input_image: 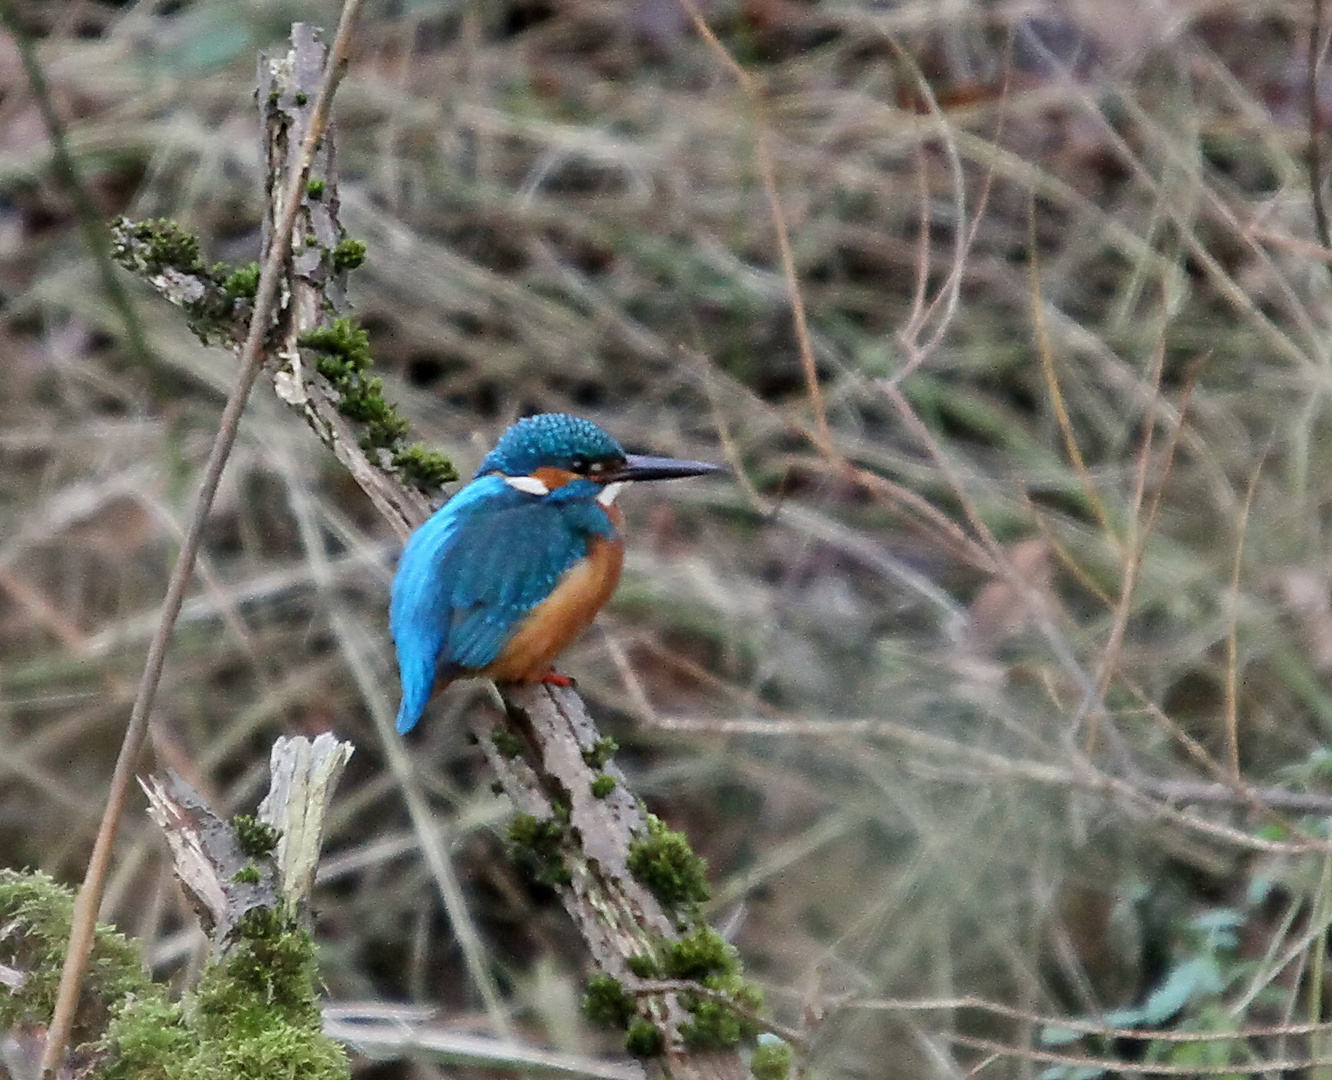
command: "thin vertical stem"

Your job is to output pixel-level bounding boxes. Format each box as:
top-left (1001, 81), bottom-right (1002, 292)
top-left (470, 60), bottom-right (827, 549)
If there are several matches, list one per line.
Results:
top-left (38, 6), bottom-right (366, 1074)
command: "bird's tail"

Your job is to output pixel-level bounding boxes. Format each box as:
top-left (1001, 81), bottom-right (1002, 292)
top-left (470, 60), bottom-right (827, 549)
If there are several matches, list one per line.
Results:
top-left (395, 693), bottom-right (426, 734)
top-left (394, 640), bottom-right (446, 733)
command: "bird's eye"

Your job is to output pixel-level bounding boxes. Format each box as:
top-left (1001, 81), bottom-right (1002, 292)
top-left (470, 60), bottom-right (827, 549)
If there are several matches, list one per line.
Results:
top-left (570, 456), bottom-right (590, 473)
top-left (587, 461), bottom-right (604, 475)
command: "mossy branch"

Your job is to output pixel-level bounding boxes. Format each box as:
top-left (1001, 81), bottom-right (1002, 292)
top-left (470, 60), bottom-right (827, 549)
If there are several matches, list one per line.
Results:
top-left (478, 685), bottom-right (768, 1077)
top-left (0, 735), bottom-right (354, 1079)
top-left (109, 24), bottom-right (452, 541)
top-left (110, 20), bottom-right (771, 1080)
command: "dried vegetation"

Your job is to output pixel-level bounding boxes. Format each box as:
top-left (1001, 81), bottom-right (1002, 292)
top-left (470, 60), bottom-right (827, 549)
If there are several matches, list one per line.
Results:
top-left (4, 0), bottom-right (1332, 1076)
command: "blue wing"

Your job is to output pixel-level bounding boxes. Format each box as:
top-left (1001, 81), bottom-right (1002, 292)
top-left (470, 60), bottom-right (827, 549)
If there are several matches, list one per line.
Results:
top-left (390, 476), bottom-right (613, 733)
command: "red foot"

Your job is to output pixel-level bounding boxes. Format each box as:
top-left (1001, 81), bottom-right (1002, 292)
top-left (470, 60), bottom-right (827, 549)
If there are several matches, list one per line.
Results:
top-left (540, 670), bottom-right (577, 687)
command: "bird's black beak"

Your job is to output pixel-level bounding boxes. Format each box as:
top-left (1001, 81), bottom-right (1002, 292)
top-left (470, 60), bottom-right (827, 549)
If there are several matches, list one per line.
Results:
top-left (605, 453), bottom-right (729, 483)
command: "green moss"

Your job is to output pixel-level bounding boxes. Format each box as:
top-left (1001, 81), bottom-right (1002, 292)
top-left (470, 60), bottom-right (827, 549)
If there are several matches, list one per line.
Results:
top-left (307, 179), bottom-right (325, 199)
top-left (230, 865), bottom-right (261, 886)
top-left (185, 907), bottom-right (348, 1079)
top-left (230, 815), bottom-right (280, 859)
top-left (582, 972), bottom-right (636, 1029)
top-left (294, 91), bottom-right (308, 106)
top-left (590, 774), bottom-right (617, 799)
top-left (220, 262), bottom-right (261, 300)
top-left (300, 318), bottom-right (373, 377)
top-left (660, 926), bottom-right (736, 980)
top-left (331, 238), bottom-right (366, 271)
top-left (507, 813), bottom-right (571, 887)
top-left (99, 994), bottom-right (191, 1080)
top-left (581, 736), bottom-right (618, 769)
top-left (0, 863), bottom-right (345, 1078)
top-left (750, 1037), bottom-right (793, 1080)
top-left (298, 318), bottom-right (454, 493)
top-left (651, 928), bottom-right (763, 1050)
top-left (491, 727), bottom-right (525, 758)
top-left (680, 977), bottom-right (763, 1049)
top-left (624, 1018), bottom-right (664, 1058)
top-left (0, 870), bottom-right (152, 1044)
top-left (626, 951), bottom-right (660, 978)
top-left (628, 813), bottom-right (711, 908)
top-left (102, 902), bottom-right (348, 1080)
top-left (392, 443), bottom-right (459, 488)
top-left (113, 218), bottom-right (206, 276)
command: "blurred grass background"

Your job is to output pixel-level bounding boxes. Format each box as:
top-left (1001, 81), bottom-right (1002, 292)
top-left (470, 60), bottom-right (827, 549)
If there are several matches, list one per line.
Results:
top-left (5, 0), bottom-right (1332, 1076)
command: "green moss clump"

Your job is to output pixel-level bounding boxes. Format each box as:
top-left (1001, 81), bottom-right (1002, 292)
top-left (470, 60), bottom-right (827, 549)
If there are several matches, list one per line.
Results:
top-left (581, 736), bottom-right (618, 769)
top-left (750, 1036), bottom-right (793, 1080)
top-left (624, 1018), bottom-right (664, 1058)
top-left (680, 980), bottom-right (763, 1049)
top-left (182, 906), bottom-right (348, 1079)
top-left (231, 865), bottom-right (261, 886)
top-left (626, 951), bottom-right (659, 978)
top-left (0, 866), bottom-right (346, 1078)
top-left (306, 179), bottom-right (325, 200)
top-left (113, 218), bottom-right (206, 276)
top-left (230, 815), bottom-right (280, 859)
top-left (660, 926), bottom-right (736, 980)
top-left (299, 318), bottom-right (455, 493)
top-left (491, 727), bottom-right (525, 758)
top-left (220, 262), bottom-right (261, 300)
top-left (300, 318), bottom-right (373, 380)
top-left (392, 443), bottom-right (459, 488)
top-left (300, 319), bottom-right (407, 449)
top-left (651, 927), bottom-right (764, 1050)
top-left (507, 813), bottom-right (571, 886)
top-left (331, 238), bottom-right (366, 271)
top-left (590, 774), bottom-right (617, 799)
top-left (582, 972), bottom-right (636, 1029)
top-left (628, 813), bottom-right (711, 908)
top-left (294, 91), bottom-right (308, 106)
top-left (0, 870), bottom-right (153, 1044)
top-left (99, 994), bottom-right (191, 1080)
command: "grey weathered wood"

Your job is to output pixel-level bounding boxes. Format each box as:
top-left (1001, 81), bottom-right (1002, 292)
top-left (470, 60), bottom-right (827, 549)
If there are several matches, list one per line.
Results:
top-left (258, 732), bottom-right (355, 913)
top-left (141, 733), bottom-right (353, 950)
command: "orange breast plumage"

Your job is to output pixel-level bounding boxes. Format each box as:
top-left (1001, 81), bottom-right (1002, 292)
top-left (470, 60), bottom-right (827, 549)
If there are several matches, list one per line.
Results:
top-left (482, 505), bottom-right (625, 683)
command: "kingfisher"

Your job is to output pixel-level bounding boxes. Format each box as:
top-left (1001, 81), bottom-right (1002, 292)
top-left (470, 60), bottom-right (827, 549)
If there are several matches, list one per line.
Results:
top-left (390, 413), bottom-right (726, 733)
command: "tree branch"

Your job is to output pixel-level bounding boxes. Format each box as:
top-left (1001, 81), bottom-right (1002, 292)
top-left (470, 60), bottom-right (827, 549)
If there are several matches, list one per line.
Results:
top-left (112, 23), bottom-right (761, 1080)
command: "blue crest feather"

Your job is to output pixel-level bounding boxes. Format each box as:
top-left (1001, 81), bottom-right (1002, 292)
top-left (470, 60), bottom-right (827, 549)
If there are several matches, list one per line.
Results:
top-left (477, 413), bottom-right (624, 477)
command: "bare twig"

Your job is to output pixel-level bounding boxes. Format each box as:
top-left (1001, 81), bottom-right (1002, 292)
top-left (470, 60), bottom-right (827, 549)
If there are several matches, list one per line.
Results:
top-left (949, 1032), bottom-right (1332, 1075)
top-left (39, 8), bottom-right (366, 1075)
top-left (855, 992), bottom-right (1332, 1042)
top-left (1310, 0), bottom-right (1332, 273)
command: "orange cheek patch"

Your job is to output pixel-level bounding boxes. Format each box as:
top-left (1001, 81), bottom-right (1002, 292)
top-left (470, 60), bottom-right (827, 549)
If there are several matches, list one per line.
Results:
top-left (533, 466), bottom-right (578, 491)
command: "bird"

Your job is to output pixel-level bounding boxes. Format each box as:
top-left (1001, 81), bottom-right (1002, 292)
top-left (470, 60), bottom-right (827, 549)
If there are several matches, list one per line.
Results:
top-left (390, 413), bottom-right (726, 733)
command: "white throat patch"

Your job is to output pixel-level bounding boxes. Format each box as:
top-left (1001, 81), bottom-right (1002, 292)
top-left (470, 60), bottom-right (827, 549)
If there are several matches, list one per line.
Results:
top-left (504, 474), bottom-right (550, 496)
top-left (596, 481), bottom-right (625, 507)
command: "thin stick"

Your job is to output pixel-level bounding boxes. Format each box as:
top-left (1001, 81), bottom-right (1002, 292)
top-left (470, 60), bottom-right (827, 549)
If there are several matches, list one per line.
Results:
top-left (1224, 445), bottom-right (1270, 778)
top-left (1310, 0), bottom-right (1332, 264)
top-left (39, 8), bottom-right (366, 1075)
